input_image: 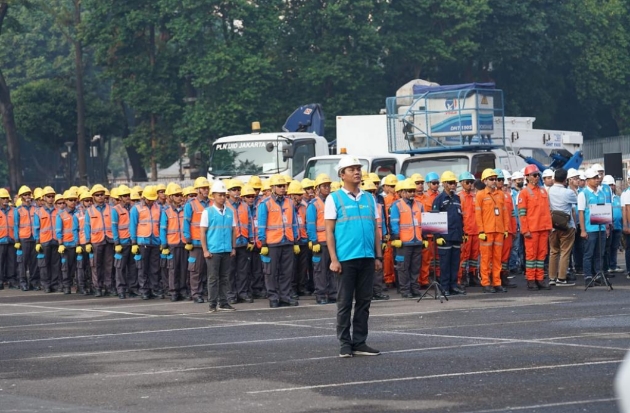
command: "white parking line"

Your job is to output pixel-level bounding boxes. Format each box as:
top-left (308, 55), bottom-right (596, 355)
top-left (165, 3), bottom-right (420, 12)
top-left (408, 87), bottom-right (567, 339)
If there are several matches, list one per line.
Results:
top-left (246, 360), bottom-right (622, 394)
top-left (461, 397), bottom-right (618, 412)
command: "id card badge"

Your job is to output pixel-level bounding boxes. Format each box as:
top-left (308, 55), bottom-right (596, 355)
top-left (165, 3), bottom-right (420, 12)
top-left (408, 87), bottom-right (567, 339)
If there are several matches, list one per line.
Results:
top-left (282, 215), bottom-right (288, 224)
top-left (494, 207), bottom-right (500, 216)
top-left (298, 216), bottom-right (303, 225)
top-left (413, 217), bottom-right (419, 226)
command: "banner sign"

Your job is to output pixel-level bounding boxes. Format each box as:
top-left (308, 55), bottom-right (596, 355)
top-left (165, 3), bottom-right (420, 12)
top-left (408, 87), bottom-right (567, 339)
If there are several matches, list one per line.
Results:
top-left (421, 212), bottom-right (448, 235)
top-left (589, 204), bottom-right (612, 225)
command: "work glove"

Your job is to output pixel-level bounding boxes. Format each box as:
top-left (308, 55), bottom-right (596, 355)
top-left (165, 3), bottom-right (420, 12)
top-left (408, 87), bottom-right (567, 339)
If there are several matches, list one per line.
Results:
top-left (504, 231), bottom-right (509, 239)
top-left (161, 247), bottom-right (170, 255)
top-left (463, 234), bottom-right (469, 243)
top-left (260, 246), bottom-right (269, 256)
top-left (131, 245), bottom-right (139, 255)
top-left (114, 244), bottom-right (123, 253)
top-left (293, 245), bottom-right (301, 255)
top-left (35, 243), bottom-right (42, 253)
top-left (312, 243), bottom-right (321, 253)
top-left (246, 243), bottom-right (254, 251)
top-left (14, 242), bottom-right (21, 250)
top-left (75, 246), bottom-right (83, 254)
top-left (308, 241), bottom-right (313, 250)
top-left (436, 237), bottom-right (446, 246)
top-left (422, 240), bottom-right (429, 249)
top-left (391, 240), bottom-right (403, 248)
top-left (184, 243), bottom-right (194, 251)
top-left (381, 242), bottom-right (387, 252)
top-left (478, 232), bottom-right (487, 241)
top-left (58, 245), bottom-right (66, 254)
top-left (85, 244), bottom-right (93, 253)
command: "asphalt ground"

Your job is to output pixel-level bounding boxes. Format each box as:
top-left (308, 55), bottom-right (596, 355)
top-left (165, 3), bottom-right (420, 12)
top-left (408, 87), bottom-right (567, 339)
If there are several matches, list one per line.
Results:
top-left (1, 265), bottom-right (629, 412)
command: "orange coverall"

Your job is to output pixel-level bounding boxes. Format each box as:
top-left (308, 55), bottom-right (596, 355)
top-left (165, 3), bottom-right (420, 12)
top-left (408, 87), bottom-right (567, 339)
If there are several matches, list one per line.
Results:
top-left (517, 184), bottom-right (552, 281)
top-left (458, 189), bottom-right (479, 283)
top-left (502, 189), bottom-right (517, 271)
top-left (475, 188), bottom-right (509, 287)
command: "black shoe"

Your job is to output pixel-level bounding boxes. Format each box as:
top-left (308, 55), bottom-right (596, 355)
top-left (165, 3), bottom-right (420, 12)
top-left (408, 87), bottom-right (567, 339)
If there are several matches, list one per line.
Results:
top-left (339, 346), bottom-right (353, 358)
top-left (31, 286), bottom-right (41, 291)
top-left (141, 293), bottom-right (151, 300)
top-left (401, 293), bottom-right (414, 298)
top-left (44, 287), bottom-right (52, 293)
top-left (527, 280), bottom-right (539, 291)
top-left (482, 286), bottom-right (496, 293)
top-left (228, 298), bottom-right (238, 305)
top-left (155, 293), bottom-right (165, 299)
top-left (170, 294), bottom-right (180, 302)
top-left (239, 296), bottom-right (254, 304)
top-left (218, 303), bottom-right (236, 312)
top-left (252, 292), bottom-right (265, 299)
top-left (63, 287), bottom-right (71, 295)
top-left (316, 297), bottom-right (328, 305)
top-left (95, 289), bottom-right (104, 297)
top-left (450, 287), bottom-right (467, 295)
top-left (280, 299), bottom-right (299, 307)
top-left (443, 291), bottom-right (451, 297)
top-left (327, 297), bottom-right (336, 304)
top-left (79, 288), bottom-right (90, 295)
top-left (21, 285), bottom-right (29, 291)
top-left (494, 286), bottom-right (508, 293)
top-left (290, 293), bottom-right (299, 300)
top-left (118, 293), bottom-right (127, 299)
top-left (536, 279), bottom-right (551, 290)
top-left (556, 278), bottom-right (576, 286)
top-left (372, 292), bottom-right (390, 300)
top-left (208, 305), bottom-right (217, 313)
top-left (352, 344), bottom-right (380, 356)
top-left (269, 300), bottom-right (280, 308)
top-left (128, 291), bottom-right (139, 298)
top-left (9, 284), bottom-right (20, 290)
top-left (194, 296), bottom-right (204, 304)
top-left (109, 290), bottom-right (118, 297)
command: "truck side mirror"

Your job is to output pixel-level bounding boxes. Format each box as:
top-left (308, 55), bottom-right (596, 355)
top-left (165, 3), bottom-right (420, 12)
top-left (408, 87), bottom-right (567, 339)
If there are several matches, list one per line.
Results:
top-left (282, 143), bottom-right (294, 161)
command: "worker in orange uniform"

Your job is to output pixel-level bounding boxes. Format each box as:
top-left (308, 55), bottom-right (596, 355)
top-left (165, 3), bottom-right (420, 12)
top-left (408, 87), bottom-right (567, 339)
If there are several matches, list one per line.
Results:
top-left (55, 189), bottom-right (79, 294)
top-left (457, 172), bottom-right (480, 287)
top-left (14, 186), bottom-right (40, 291)
top-left (496, 169), bottom-right (517, 288)
top-left (226, 179), bottom-right (254, 304)
top-left (0, 188), bottom-right (17, 289)
top-left (420, 172), bottom-right (441, 286)
top-left (112, 185), bottom-right (137, 298)
top-left (160, 183), bottom-right (188, 301)
top-left (34, 186), bottom-right (61, 293)
top-left (475, 169), bottom-right (510, 293)
top-left (517, 165), bottom-right (553, 290)
top-left (288, 181), bottom-right (309, 298)
top-left (381, 174), bottom-right (398, 287)
top-left (75, 190), bottom-right (92, 294)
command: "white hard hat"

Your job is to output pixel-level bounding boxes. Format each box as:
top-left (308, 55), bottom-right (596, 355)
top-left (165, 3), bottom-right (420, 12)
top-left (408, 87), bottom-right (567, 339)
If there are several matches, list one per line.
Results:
top-left (511, 171), bottom-right (524, 180)
top-left (502, 170), bottom-right (512, 179)
top-left (542, 169), bottom-right (554, 178)
top-left (336, 156), bottom-right (362, 175)
top-left (566, 168), bottom-right (579, 179)
top-left (211, 181), bottom-right (227, 193)
top-left (602, 175), bottom-right (615, 185)
top-left (584, 168), bottom-right (599, 179)
top-left (591, 163), bottom-right (604, 171)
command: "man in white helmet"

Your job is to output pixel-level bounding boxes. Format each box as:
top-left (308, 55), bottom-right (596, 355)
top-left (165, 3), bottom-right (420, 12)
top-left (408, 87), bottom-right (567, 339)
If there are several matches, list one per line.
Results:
top-left (603, 175), bottom-right (624, 274)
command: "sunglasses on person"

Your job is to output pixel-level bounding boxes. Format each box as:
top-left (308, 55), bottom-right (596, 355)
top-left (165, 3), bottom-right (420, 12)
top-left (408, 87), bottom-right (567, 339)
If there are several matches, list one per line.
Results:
top-left (487, 177), bottom-right (497, 181)
top-left (172, 193), bottom-right (182, 197)
top-left (275, 184), bottom-right (287, 189)
top-left (243, 195), bottom-right (256, 199)
top-left (55, 201), bottom-right (66, 206)
top-left (93, 193), bottom-right (105, 197)
top-left (497, 178), bottom-right (505, 182)
top-left (445, 181), bottom-right (457, 185)
top-left (66, 198), bottom-right (77, 202)
top-left (528, 173), bottom-right (540, 178)
top-left (463, 180), bottom-right (474, 185)
top-left (430, 181), bottom-right (439, 185)
top-left (187, 194), bottom-right (196, 198)
top-left (414, 181), bottom-right (424, 185)
top-left (45, 194), bottom-right (55, 198)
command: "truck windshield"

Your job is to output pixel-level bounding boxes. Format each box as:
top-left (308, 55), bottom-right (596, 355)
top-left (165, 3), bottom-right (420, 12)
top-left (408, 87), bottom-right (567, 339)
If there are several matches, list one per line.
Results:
top-left (305, 159), bottom-right (369, 180)
top-left (210, 141), bottom-right (288, 176)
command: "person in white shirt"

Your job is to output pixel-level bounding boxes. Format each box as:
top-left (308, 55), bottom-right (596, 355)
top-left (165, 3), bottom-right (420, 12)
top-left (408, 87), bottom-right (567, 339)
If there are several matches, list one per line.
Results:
top-left (620, 170), bottom-right (630, 279)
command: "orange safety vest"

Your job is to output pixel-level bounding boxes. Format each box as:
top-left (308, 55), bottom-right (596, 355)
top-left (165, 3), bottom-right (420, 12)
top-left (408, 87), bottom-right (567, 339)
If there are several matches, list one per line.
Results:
top-left (57, 210), bottom-right (75, 244)
top-left (0, 207), bottom-right (14, 240)
top-left (227, 200), bottom-right (250, 239)
top-left (76, 209), bottom-right (87, 245)
top-left (36, 207), bottom-right (57, 243)
top-left (394, 198), bottom-right (423, 242)
top-left (295, 201), bottom-right (307, 241)
top-left (87, 204), bottom-right (114, 243)
top-left (17, 206), bottom-right (36, 240)
top-left (263, 197), bottom-right (294, 245)
top-left (165, 206), bottom-right (185, 245)
top-left (313, 197), bottom-right (327, 243)
top-left (136, 204), bottom-right (160, 238)
top-left (189, 198), bottom-right (209, 241)
top-left (114, 204), bottom-right (131, 240)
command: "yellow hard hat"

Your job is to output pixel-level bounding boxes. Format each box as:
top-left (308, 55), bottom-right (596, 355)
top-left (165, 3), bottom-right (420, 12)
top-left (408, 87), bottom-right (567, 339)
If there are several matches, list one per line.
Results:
top-left (117, 185), bottom-right (131, 196)
top-left (248, 176), bottom-right (262, 189)
top-left (166, 183), bottom-right (183, 196)
top-left (79, 190), bottom-right (92, 201)
top-left (143, 186), bottom-right (158, 201)
top-left (42, 186), bottom-right (55, 196)
top-left (369, 172), bottom-right (380, 184)
top-left (34, 188), bottom-right (43, 200)
top-left (287, 181), bottom-right (304, 195)
top-left (440, 171), bottom-right (457, 183)
top-left (410, 173), bottom-right (424, 183)
top-left (394, 180), bottom-right (405, 192)
top-left (403, 178), bottom-right (416, 190)
top-left (301, 178), bottom-right (314, 189)
top-left (15, 198), bottom-right (22, 207)
top-left (130, 191), bottom-right (141, 201)
top-left (227, 179), bottom-right (244, 190)
top-left (182, 186), bottom-right (197, 197)
top-left (18, 185), bottom-right (32, 196)
top-left (104, 188), bottom-right (110, 196)
top-left (281, 173), bottom-right (293, 183)
top-left (361, 180), bottom-right (377, 192)
top-left (132, 185), bottom-right (143, 193)
top-left (64, 189), bottom-right (79, 200)
top-left (330, 182), bottom-right (341, 192)
top-left (361, 171), bottom-right (370, 181)
top-left (241, 185), bottom-right (256, 197)
top-left (261, 179), bottom-right (271, 191)
top-left (382, 174), bottom-right (398, 186)
top-left (481, 168), bottom-right (498, 181)
top-left (0, 188), bottom-right (10, 198)
top-left (79, 185), bottom-right (89, 193)
top-left (90, 184), bottom-right (107, 195)
top-left (54, 194), bottom-right (64, 203)
top-left (269, 174), bottom-right (287, 186)
top-left (315, 173), bottom-right (332, 187)
top-left (69, 186), bottom-right (79, 193)
top-left (110, 187), bottom-right (119, 199)
top-left (194, 177), bottom-right (211, 189)
top-left (156, 183), bottom-right (167, 192)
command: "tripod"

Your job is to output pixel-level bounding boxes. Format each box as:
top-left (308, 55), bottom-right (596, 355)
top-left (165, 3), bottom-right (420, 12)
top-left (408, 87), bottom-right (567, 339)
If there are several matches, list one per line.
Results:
top-left (418, 238), bottom-right (448, 303)
top-left (585, 228), bottom-right (613, 291)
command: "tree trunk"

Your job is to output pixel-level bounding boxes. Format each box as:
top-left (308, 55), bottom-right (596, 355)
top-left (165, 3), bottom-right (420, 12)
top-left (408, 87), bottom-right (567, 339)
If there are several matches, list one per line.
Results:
top-left (126, 145), bottom-right (147, 182)
top-left (73, 0), bottom-right (87, 185)
top-left (0, 3), bottom-right (22, 192)
top-left (148, 24), bottom-right (157, 181)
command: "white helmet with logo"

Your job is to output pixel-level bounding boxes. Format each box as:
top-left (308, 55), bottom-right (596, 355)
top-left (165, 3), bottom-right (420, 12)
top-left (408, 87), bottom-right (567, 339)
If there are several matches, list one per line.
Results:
top-left (336, 156), bottom-right (362, 175)
top-left (211, 181), bottom-right (227, 193)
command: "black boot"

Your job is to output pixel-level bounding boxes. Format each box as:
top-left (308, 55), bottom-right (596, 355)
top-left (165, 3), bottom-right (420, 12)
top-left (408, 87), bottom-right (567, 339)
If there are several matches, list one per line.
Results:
top-left (468, 271), bottom-right (480, 287)
top-left (527, 280), bottom-right (539, 291)
top-left (501, 271), bottom-right (517, 288)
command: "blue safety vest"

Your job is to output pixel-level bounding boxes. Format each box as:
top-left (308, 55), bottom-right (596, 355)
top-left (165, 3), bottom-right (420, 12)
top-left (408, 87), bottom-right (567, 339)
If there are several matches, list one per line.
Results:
top-left (205, 206), bottom-right (234, 254)
top-left (612, 194), bottom-right (622, 230)
top-left (331, 190), bottom-right (375, 262)
top-left (583, 187), bottom-right (607, 233)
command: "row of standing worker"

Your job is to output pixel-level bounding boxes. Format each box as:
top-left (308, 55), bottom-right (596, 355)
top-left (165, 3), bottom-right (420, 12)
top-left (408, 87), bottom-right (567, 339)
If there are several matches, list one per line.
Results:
top-left (0, 161), bottom-right (628, 309)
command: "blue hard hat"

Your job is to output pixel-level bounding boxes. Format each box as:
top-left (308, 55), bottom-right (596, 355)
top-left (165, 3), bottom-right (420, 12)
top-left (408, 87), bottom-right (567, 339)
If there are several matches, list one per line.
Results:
top-left (396, 173), bottom-right (406, 181)
top-left (494, 168), bottom-right (504, 179)
top-left (425, 172), bottom-right (439, 182)
top-left (458, 171), bottom-right (475, 182)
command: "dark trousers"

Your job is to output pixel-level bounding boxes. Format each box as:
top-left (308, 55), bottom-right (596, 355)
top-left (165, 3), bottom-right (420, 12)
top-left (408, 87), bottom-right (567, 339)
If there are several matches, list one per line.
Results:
top-left (603, 228), bottom-right (613, 272)
top-left (189, 247), bottom-right (207, 298)
top-left (229, 246), bottom-right (250, 300)
top-left (91, 242), bottom-right (114, 291)
top-left (139, 244), bottom-right (160, 294)
top-left (395, 245), bottom-right (422, 294)
top-left (337, 258), bottom-right (375, 349)
top-left (60, 248), bottom-right (77, 289)
top-left (76, 251), bottom-right (89, 290)
top-left (373, 268), bottom-right (384, 294)
top-left (250, 247), bottom-right (265, 296)
top-left (313, 244), bottom-right (335, 299)
top-left (438, 241), bottom-right (461, 291)
top-left (207, 253), bottom-right (231, 306)
top-left (583, 231), bottom-right (605, 278)
top-left (168, 245), bottom-right (188, 297)
top-left (114, 244), bottom-right (138, 293)
top-left (625, 234), bottom-right (630, 274)
top-left (609, 229), bottom-right (622, 270)
top-left (292, 243), bottom-right (309, 294)
top-left (572, 226), bottom-right (584, 272)
top-left (19, 240), bottom-right (39, 288)
top-left (266, 245), bottom-right (293, 302)
top-left (0, 243), bottom-right (17, 286)
top-left (40, 243), bottom-right (61, 290)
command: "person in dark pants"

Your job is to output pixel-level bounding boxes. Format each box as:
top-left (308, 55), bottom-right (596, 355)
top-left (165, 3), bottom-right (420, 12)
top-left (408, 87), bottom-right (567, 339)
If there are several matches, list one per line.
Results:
top-left (0, 189), bottom-right (17, 289)
top-left (288, 181), bottom-right (309, 299)
top-left (160, 183), bottom-right (188, 301)
top-left (226, 179), bottom-right (254, 304)
top-left (201, 181), bottom-right (236, 313)
top-left (433, 171), bottom-right (466, 296)
top-left (360, 179), bottom-right (389, 300)
top-left (55, 190), bottom-right (80, 294)
top-left (112, 185), bottom-right (137, 298)
top-left (326, 156), bottom-right (382, 358)
top-left (578, 169), bottom-right (607, 286)
top-left (34, 187), bottom-right (61, 293)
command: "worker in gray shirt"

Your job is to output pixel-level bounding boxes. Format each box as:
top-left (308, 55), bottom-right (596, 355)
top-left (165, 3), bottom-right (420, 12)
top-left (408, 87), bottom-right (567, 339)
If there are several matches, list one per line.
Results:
top-left (548, 168), bottom-right (578, 286)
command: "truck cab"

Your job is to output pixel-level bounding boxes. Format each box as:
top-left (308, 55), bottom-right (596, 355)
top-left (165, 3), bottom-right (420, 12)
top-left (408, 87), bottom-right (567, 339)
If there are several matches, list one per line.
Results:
top-left (302, 154), bottom-right (408, 181)
top-left (401, 151), bottom-right (497, 180)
